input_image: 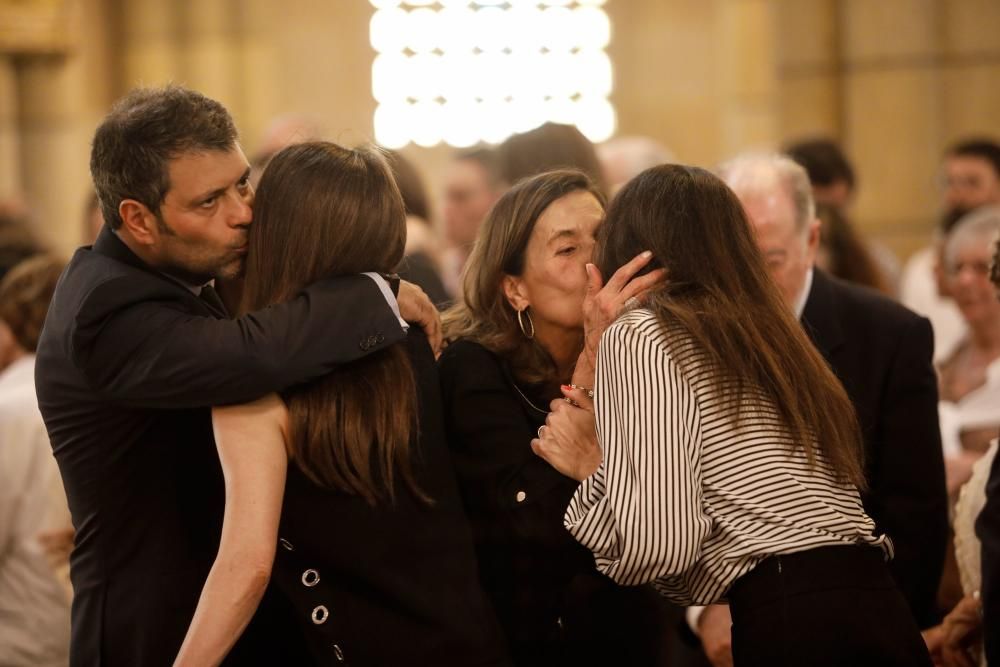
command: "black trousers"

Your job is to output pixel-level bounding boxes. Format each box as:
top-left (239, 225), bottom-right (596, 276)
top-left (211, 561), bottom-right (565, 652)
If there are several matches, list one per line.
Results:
top-left (727, 544), bottom-right (932, 667)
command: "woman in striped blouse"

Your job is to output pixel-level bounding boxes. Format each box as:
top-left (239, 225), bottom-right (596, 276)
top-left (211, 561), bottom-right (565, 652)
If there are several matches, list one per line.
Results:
top-left (538, 164), bottom-right (931, 666)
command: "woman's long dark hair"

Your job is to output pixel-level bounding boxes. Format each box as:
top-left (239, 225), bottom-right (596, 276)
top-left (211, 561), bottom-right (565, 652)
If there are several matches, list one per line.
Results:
top-left (598, 164), bottom-right (866, 488)
top-left (816, 203), bottom-right (890, 294)
top-left (241, 142), bottom-right (425, 505)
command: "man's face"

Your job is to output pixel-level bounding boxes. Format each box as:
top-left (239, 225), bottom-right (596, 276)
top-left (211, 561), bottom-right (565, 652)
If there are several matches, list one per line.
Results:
top-left (443, 159), bottom-right (500, 248)
top-left (153, 146), bottom-right (253, 284)
top-left (738, 188), bottom-right (819, 312)
top-left (942, 156), bottom-right (1000, 214)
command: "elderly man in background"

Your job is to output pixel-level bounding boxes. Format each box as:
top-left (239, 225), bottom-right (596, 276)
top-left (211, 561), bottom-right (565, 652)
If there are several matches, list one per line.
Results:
top-left (687, 153), bottom-right (948, 667)
top-left (0, 255), bottom-right (72, 667)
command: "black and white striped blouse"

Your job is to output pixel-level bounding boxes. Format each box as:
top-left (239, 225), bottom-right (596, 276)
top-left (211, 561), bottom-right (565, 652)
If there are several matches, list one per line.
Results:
top-left (564, 308), bottom-right (889, 606)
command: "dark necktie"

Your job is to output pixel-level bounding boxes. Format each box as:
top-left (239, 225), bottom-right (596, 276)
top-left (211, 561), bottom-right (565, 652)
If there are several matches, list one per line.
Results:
top-left (198, 284), bottom-right (228, 316)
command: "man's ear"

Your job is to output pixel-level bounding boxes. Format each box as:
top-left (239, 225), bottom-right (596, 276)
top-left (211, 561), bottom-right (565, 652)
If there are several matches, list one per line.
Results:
top-left (502, 274), bottom-right (530, 312)
top-left (118, 199), bottom-right (159, 246)
top-left (805, 217), bottom-right (821, 264)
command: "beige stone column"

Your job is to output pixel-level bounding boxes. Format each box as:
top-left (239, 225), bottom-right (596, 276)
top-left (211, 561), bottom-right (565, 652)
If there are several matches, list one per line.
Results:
top-left (17, 53), bottom-right (94, 254)
top-left (178, 0), bottom-right (240, 114)
top-left (234, 0), bottom-right (280, 154)
top-left (840, 0), bottom-right (943, 257)
top-left (774, 0), bottom-right (841, 140)
top-left (607, 1), bottom-right (723, 165)
top-left (0, 55), bottom-right (21, 200)
top-left (119, 0), bottom-right (180, 88)
top-left (714, 0), bottom-right (779, 157)
top-left (940, 0), bottom-right (1000, 142)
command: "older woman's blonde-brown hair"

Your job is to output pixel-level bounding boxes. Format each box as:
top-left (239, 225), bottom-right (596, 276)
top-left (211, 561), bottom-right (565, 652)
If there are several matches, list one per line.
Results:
top-left (442, 169), bottom-right (605, 387)
top-left (0, 254), bottom-right (65, 353)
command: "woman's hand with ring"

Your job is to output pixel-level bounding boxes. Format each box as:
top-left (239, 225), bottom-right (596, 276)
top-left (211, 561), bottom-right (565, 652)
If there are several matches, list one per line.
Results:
top-left (531, 398), bottom-right (601, 482)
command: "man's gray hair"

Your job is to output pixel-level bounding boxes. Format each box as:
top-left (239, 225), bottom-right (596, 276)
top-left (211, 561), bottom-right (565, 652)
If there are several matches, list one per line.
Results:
top-left (945, 205), bottom-right (1000, 265)
top-left (717, 152), bottom-right (816, 233)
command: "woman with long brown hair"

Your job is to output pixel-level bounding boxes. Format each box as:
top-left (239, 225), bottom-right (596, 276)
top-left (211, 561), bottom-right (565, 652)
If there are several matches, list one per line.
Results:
top-left (541, 164), bottom-right (931, 665)
top-left (173, 142), bottom-right (508, 666)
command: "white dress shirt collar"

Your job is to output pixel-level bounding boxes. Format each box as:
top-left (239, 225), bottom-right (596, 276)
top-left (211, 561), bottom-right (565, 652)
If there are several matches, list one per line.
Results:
top-left (794, 267), bottom-right (815, 321)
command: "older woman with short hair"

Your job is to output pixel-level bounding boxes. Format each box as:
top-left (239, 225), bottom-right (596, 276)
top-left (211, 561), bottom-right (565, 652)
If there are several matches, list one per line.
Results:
top-left (937, 206), bottom-right (1000, 494)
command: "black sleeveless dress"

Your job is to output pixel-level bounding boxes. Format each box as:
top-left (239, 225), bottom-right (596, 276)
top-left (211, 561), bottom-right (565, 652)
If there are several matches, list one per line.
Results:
top-left (271, 329), bottom-right (510, 666)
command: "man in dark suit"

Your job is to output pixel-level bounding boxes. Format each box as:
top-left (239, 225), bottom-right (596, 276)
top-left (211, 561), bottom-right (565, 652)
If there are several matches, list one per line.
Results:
top-left (35, 86), bottom-right (439, 666)
top-left (686, 154), bottom-right (948, 667)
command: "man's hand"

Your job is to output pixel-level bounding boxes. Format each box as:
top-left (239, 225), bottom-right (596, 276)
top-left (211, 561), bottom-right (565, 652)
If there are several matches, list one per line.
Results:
top-left (531, 387), bottom-right (600, 482)
top-left (940, 593), bottom-right (982, 667)
top-left (922, 624), bottom-right (945, 665)
top-left (697, 604), bottom-right (734, 667)
top-left (397, 280), bottom-right (442, 356)
top-left (580, 252), bottom-right (667, 375)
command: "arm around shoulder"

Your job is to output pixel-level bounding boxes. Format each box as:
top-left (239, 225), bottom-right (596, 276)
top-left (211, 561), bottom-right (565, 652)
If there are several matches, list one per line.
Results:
top-left (74, 274), bottom-right (404, 408)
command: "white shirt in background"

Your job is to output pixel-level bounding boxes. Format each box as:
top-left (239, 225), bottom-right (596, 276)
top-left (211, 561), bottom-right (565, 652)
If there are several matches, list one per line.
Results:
top-left (0, 355), bottom-right (71, 667)
top-left (900, 246), bottom-right (967, 363)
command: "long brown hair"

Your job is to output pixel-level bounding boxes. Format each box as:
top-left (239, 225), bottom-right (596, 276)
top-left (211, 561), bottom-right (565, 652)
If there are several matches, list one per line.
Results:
top-left (815, 203), bottom-right (890, 294)
top-left (242, 142), bottom-right (425, 505)
top-left (442, 169), bottom-right (605, 387)
top-left (598, 164), bottom-right (866, 488)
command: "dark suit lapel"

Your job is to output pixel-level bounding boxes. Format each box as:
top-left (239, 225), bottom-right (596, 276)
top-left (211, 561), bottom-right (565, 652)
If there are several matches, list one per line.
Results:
top-left (91, 225), bottom-right (225, 318)
top-left (800, 269), bottom-right (845, 363)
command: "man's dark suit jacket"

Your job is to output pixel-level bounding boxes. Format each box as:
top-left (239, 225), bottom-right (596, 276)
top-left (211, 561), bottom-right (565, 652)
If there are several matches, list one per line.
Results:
top-left (977, 447), bottom-right (1000, 662)
top-left (802, 269), bottom-right (948, 628)
top-left (34, 226), bottom-right (405, 666)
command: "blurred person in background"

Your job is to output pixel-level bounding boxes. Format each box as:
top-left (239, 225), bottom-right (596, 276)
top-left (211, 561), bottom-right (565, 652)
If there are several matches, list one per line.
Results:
top-left (784, 137), bottom-right (856, 211)
top-left (386, 149), bottom-right (451, 307)
top-left (815, 203), bottom-right (892, 294)
top-left (248, 112), bottom-right (324, 184)
top-left (923, 232), bottom-right (1000, 667)
top-left (497, 122), bottom-right (608, 195)
top-left (596, 135), bottom-right (674, 196)
top-left (0, 204), bottom-right (43, 284)
top-left (0, 207), bottom-right (45, 375)
top-left (901, 139), bottom-right (1000, 363)
top-left (0, 254), bottom-right (72, 667)
top-left (937, 206), bottom-right (1000, 493)
top-left (785, 137), bottom-right (899, 293)
top-left (441, 147), bottom-right (505, 295)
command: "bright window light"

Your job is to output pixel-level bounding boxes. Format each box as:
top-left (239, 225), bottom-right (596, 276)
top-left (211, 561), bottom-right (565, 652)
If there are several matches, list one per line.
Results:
top-left (370, 0), bottom-right (614, 149)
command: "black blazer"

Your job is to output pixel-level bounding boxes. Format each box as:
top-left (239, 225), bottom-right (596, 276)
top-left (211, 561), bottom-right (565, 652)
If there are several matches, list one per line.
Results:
top-left (34, 227), bottom-right (405, 666)
top-left (801, 269), bottom-right (948, 628)
top-left (976, 444), bottom-right (1000, 663)
top-left (439, 339), bottom-right (666, 667)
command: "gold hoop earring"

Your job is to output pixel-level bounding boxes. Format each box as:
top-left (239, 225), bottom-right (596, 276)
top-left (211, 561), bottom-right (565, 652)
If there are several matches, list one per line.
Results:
top-left (517, 308), bottom-right (535, 339)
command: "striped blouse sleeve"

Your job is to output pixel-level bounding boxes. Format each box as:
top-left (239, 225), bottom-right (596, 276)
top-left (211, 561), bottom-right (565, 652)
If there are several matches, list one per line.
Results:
top-left (564, 318), bottom-right (712, 586)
